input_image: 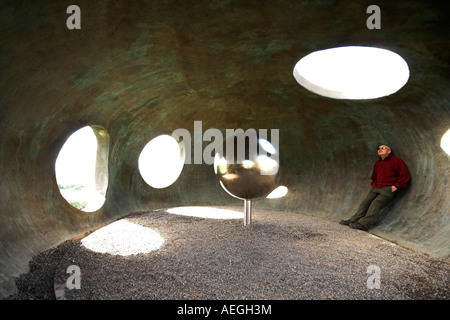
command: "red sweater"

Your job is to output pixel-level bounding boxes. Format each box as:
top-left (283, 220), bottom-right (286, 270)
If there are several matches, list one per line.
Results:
top-left (370, 155), bottom-right (410, 191)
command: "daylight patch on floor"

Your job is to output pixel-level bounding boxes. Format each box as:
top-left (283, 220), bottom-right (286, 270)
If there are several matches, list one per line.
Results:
top-left (81, 219), bottom-right (165, 256)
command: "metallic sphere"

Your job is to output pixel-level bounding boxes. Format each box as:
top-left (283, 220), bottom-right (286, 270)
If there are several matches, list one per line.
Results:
top-left (214, 131), bottom-right (280, 200)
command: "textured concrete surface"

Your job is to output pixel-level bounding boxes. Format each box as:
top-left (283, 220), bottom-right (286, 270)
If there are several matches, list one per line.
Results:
top-left (0, 0), bottom-right (449, 298)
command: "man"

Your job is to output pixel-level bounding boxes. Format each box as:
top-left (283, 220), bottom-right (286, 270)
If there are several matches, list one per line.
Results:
top-left (340, 145), bottom-right (410, 231)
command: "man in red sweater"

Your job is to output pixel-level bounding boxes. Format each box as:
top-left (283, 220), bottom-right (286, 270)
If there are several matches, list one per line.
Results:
top-left (340, 145), bottom-right (410, 231)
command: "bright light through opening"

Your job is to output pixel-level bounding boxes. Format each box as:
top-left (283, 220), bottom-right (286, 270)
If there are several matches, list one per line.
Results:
top-left (55, 126), bottom-right (108, 212)
top-left (259, 138), bottom-right (277, 154)
top-left (138, 135), bottom-right (185, 189)
top-left (81, 220), bottom-right (165, 256)
top-left (293, 46), bottom-right (410, 99)
top-left (441, 129), bottom-right (450, 156)
top-left (266, 185), bottom-right (288, 199)
top-left (167, 206), bottom-right (243, 219)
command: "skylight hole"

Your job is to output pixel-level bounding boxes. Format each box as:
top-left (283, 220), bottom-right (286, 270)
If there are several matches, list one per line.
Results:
top-left (293, 46), bottom-right (410, 100)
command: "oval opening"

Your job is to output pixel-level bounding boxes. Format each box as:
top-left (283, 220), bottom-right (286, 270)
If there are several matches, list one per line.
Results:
top-left (266, 185), bottom-right (288, 199)
top-left (441, 129), bottom-right (450, 156)
top-left (55, 126), bottom-right (109, 212)
top-left (138, 134), bottom-right (185, 189)
top-left (293, 46), bottom-right (410, 99)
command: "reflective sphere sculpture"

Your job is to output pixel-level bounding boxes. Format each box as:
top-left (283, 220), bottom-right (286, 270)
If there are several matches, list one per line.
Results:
top-left (214, 130), bottom-right (280, 225)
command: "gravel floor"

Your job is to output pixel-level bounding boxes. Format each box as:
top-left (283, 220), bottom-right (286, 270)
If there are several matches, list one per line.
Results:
top-left (5, 207), bottom-right (450, 300)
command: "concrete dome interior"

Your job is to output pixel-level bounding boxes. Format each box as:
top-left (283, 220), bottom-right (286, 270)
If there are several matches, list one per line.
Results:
top-left (0, 0), bottom-right (449, 297)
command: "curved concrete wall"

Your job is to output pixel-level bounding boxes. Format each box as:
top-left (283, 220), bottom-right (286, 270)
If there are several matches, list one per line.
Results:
top-left (1, 0), bottom-right (449, 297)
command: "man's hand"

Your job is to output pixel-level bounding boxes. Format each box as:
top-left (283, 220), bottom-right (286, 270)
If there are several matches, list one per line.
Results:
top-left (391, 185), bottom-right (398, 192)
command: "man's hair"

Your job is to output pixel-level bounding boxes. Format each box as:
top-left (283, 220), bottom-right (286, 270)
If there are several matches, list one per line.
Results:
top-left (382, 144), bottom-right (393, 155)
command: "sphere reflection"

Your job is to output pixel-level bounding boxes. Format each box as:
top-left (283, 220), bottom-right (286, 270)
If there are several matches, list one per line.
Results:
top-left (214, 131), bottom-right (280, 200)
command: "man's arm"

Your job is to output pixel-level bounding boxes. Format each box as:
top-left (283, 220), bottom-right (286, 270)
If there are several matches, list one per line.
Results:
top-left (393, 158), bottom-right (410, 191)
top-left (370, 163), bottom-right (378, 187)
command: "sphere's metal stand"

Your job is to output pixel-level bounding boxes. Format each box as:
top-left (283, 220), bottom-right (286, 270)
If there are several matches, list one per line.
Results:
top-left (244, 199), bottom-right (252, 226)
top-left (214, 133), bottom-right (280, 227)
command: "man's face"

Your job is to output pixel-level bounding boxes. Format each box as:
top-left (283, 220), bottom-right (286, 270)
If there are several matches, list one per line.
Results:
top-left (377, 145), bottom-right (391, 157)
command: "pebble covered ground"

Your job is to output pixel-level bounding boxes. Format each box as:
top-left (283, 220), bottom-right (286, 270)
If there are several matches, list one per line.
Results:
top-left (5, 207), bottom-right (449, 300)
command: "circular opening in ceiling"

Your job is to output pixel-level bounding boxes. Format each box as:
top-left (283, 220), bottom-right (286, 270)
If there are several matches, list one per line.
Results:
top-left (138, 134), bottom-right (185, 189)
top-left (293, 46), bottom-right (410, 100)
top-left (55, 126), bottom-right (109, 212)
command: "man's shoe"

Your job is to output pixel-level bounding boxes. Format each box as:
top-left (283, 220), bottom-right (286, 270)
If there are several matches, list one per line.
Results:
top-left (339, 219), bottom-right (353, 226)
top-left (349, 222), bottom-right (368, 231)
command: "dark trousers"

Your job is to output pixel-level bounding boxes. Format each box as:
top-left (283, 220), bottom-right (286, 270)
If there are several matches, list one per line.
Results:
top-left (350, 187), bottom-right (398, 228)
